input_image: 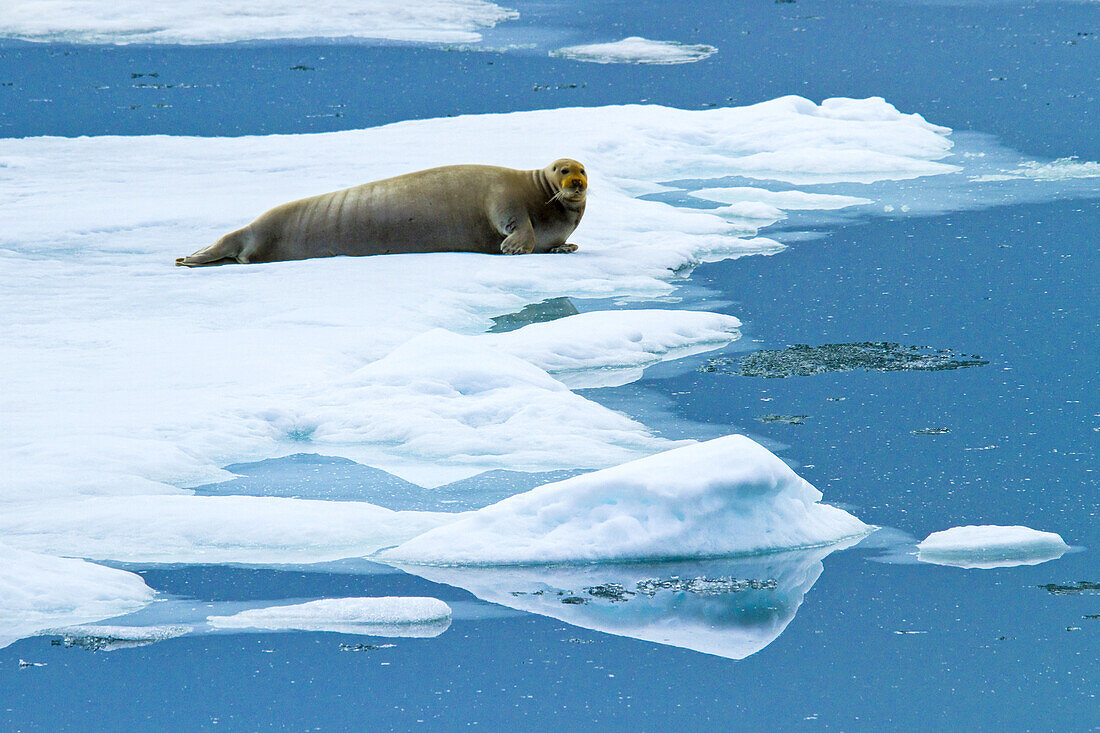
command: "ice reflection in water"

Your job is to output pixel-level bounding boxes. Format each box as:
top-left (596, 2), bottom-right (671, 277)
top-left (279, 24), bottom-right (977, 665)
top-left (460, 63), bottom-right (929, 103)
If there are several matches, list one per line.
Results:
top-left (393, 540), bottom-right (858, 660)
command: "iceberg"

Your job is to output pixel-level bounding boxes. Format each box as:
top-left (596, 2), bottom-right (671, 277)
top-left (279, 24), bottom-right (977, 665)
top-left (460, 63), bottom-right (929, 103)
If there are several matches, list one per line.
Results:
top-left (916, 525), bottom-right (1069, 569)
top-left (396, 544), bottom-right (851, 659)
top-left (0, 544), bottom-right (154, 649)
top-left (0, 0), bottom-right (518, 45)
top-left (551, 37), bottom-right (718, 65)
top-left (207, 597), bottom-right (452, 637)
top-left (380, 435), bottom-right (872, 566)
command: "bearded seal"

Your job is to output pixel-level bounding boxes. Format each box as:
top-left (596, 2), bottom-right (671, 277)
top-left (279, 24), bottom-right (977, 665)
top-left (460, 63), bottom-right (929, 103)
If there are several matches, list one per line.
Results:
top-left (175, 159), bottom-right (588, 266)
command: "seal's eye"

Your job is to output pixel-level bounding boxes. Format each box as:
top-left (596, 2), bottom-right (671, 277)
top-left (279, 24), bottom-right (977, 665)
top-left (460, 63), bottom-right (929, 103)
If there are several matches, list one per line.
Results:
top-left (562, 168), bottom-right (570, 175)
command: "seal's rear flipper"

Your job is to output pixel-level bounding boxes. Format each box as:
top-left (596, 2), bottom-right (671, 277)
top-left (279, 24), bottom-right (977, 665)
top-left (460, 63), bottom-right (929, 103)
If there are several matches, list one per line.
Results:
top-left (175, 229), bottom-right (246, 267)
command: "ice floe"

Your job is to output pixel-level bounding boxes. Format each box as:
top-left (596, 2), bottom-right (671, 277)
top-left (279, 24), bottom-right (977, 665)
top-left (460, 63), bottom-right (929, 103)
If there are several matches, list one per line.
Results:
top-left (0, 0), bottom-right (518, 45)
top-left (207, 597), bottom-right (452, 637)
top-left (0, 544), bottom-right (154, 649)
top-left (2, 97), bottom-right (956, 503)
top-left (0, 495), bottom-right (456, 564)
top-left (551, 37), bottom-right (717, 65)
top-left (397, 543), bottom-right (852, 659)
top-left (917, 525), bottom-right (1069, 569)
top-left (380, 435), bottom-right (872, 565)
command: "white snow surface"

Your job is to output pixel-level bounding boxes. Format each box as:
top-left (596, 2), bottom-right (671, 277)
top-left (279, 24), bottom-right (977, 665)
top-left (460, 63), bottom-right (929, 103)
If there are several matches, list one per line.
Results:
top-left (551, 37), bottom-right (717, 65)
top-left (0, 544), bottom-right (154, 649)
top-left (917, 525), bottom-right (1069, 569)
top-left (0, 0), bottom-right (518, 45)
top-left (207, 597), bottom-right (452, 635)
top-left (380, 435), bottom-right (873, 565)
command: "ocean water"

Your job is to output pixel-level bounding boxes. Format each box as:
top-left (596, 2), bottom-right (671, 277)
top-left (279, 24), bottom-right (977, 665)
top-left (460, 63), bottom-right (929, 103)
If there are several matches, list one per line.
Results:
top-left (2, 0), bottom-right (1097, 730)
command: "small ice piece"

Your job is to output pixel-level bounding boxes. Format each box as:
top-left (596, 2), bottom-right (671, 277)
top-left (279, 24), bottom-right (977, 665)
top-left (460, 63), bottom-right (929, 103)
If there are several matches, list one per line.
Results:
top-left (380, 434), bottom-right (871, 565)
top-left (916, 525), bottom-right (1069, 569)
top-left (0, 544), bottom-right (153, 650)
top-left (551, 37), bottom-right (717, 65)
top-left (206, 597), bottom-right (452, 637)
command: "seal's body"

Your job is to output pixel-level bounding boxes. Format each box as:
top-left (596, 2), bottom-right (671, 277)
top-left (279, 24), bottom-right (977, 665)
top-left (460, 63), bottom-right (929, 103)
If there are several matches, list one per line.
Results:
top-left (176, 159), bottom-right (587, 266)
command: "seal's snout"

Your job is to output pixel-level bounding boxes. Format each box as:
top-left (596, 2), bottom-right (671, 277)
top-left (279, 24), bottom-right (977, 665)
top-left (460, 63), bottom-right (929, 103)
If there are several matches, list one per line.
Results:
top-left (563, 174), bottom-right (587, 192)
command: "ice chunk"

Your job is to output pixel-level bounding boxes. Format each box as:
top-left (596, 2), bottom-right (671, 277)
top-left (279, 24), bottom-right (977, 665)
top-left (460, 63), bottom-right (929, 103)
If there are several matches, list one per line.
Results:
top-left (396, 544), bottom-right (850, 659)
top-left (917, 525), bottom-right (1069, 569)
top-left (0, 544), bottom-right (153, 649)
top-left (0, 0), bottom-right (518, 45)
top-left (551, 37), bottom-right (717, 65)
top-left (380, 435), bottom-right (872, 565)
top-left (207, 597), bottom-right (452, 637)
top-left (482, 309), bottom-right (742, 388)
top-left (0, 495), bottom-right (457, 564)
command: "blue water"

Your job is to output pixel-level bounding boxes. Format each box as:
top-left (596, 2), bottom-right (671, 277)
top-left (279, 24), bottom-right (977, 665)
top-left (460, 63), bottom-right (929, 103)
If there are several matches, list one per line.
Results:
top-left (2, 0), bottom-right (1098, 730)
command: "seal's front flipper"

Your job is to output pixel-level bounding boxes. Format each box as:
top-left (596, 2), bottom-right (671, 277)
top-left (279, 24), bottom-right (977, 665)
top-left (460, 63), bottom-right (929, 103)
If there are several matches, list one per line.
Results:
top-left (548, 243), bottom-right (579, 253)
top-left (175, 229), bottom-right (246, 267)
top-left (498, 216), bottom-right (536, 255)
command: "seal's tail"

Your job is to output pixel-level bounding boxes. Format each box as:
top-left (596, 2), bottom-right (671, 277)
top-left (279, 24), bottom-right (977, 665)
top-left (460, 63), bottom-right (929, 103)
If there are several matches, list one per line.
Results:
top-left (175, 229), bottom-right (246, 267)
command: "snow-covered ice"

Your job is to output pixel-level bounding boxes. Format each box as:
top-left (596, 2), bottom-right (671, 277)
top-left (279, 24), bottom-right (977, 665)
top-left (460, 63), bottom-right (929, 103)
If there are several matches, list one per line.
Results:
top-left (0, 544), bottom-right (154, 649)
top-left (0, 495), bottom-right (457, 564)
top-left (397, 543), bottom-right (853, 659)
top-left (0, 0), bottom-right (518, 45)
top-left (1, 97), bottom-right (958, 508)
top-left (916, 525), bottom-right (1069, 569)
top-left (207, 597), bottom-right (452, 636)
top-left (481, 309), bottom-right (742, 388)
top-left (380, 435), bottom-right (872, 565)
top-left (551, 37), bottom-right (717, 65)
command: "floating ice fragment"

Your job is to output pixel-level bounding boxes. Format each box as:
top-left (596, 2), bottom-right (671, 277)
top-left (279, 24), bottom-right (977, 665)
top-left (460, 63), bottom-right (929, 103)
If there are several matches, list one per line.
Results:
top-left (207, 597), bottom-right (452, 637)
top-left (917, 525), bottom-right (1069, 569)
top-left (380, 435), bottom-right (872, 566)
top-left (551, 37), bottom-right (717, 65)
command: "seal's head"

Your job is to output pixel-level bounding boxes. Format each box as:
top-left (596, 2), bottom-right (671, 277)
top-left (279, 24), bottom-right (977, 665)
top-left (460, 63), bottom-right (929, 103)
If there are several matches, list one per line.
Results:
top-left (544, 158), bottom-right (587, 205)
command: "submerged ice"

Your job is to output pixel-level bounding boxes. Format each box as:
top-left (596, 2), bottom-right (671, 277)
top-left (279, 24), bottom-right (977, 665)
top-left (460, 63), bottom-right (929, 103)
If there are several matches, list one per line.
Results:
top-left (207, 597), bottom-right (452, 636)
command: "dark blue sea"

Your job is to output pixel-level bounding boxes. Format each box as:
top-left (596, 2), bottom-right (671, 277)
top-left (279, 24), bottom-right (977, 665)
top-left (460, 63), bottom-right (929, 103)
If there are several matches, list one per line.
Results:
top-left (1, 0), bottom-right (1097, 730)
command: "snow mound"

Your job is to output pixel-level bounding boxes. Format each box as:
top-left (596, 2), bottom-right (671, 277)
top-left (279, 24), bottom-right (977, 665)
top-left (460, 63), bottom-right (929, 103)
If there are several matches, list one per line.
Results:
top-left (551, 37), bottom-right (717, 65)
top-left (0, 544), bottom-right (154, 649)
top-left (280, 328), bottom-right (681, 469)
top-left (207, 597), bottom-right (452, 636)
top-left (917, 525), bottom-right (1069, 569)
top-left (380, 435), bottom-right (872, 565)
top-left (0, 0), bottom-right (518, 45)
